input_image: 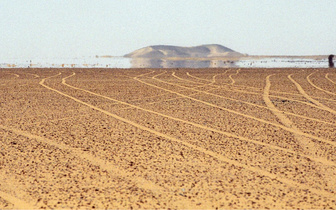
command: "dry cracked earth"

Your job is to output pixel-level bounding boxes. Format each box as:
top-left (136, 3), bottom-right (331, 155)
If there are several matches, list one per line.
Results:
top-left (0, 68), bottom-right (336, 209)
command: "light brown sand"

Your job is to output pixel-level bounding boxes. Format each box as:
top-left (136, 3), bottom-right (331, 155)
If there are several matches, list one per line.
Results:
top-left (0, 68), bottom-right (336, 209)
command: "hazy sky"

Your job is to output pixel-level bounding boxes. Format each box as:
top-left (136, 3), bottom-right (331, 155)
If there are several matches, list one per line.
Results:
top-left (1, 0), bottom-right (335, 59)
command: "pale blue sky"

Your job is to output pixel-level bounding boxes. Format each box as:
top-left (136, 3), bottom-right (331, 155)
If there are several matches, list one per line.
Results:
top-left (1, 0), bottom-right (335, 59)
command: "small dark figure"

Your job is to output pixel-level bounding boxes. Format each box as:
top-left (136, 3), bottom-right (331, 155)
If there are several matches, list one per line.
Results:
top-left (329, 54), bottom-right (334, 68)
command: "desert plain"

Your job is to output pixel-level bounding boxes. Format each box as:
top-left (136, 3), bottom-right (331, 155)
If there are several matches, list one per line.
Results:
top-left (0, 67), bottom-right (336, 209)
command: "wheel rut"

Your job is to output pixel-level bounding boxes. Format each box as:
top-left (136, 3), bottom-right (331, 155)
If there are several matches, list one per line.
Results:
top-left (288, 74), bottom-right (336, 115)
top-left (326, 73), bottom-right (336, 85)
top-left (229, 69), bottom-right (240, 85)
top-left (184, 72), bottom-right (333, 112)
top-left (263, 75), bottom-right (326, 163)
top-left (0, 124), bottom-right (167, 196)
top-left (307, 72), bottom-right (336, 97)
top-left (162, 72), bottom-right (335, 126)
top-left (61, 73), bottom-right (336, 166)
top-left (38, 74), bottom-right (336, 199)
top-left (142, 72), bottom-right (336, 146)
top-left (188, 71), bottom-right (336, 103)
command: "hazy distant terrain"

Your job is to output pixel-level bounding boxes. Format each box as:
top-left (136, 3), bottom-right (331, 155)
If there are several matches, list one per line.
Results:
top-left (124, 44), bottom-right (244, 59)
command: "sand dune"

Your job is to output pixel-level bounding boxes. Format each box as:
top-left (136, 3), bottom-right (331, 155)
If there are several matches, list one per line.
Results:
top-left (124, 44), bottom-right (244, 59)
top-left (0, 68), bottom-right (336, 209)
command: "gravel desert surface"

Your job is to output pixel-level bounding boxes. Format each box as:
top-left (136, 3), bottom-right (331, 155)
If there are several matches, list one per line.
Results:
top-left (0, 68), bottom-right (336, 209)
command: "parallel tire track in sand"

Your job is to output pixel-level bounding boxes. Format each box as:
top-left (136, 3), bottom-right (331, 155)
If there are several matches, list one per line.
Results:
top-left (36, 74), bottom-right (167, 193)
top-left (186, 72), bottom-right (333, 110)
top-left (171, 72), bottom-right (207, 85)
top-left (169, 72), bottom-right (335, 126)
top-left (188, 71), bottom-right (336, 103)
top-left (144, 73), bottom-right (336, 146)
top-left (307, 72), bottom-right (336, 96)
top-left (288, 74), bottom-right (336, 115)
top-left (263, 75), bottom-right (325, 163)
top-left (0, 124), bottom-right (167, 196)
top-left (172, 71), bottom-right (226, 87)
top-left (63, 73), bottom-right (336, 166)
top-left (56, 73), bottom-right (336, 199)
top-left (119, 72), bottom-right (222, 112)
top-left (2, 68), bottom-right (336, 208)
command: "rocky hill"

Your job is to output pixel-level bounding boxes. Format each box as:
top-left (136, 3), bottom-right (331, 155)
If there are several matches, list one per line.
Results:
top-left (124, 44), bottom-right (243, 59)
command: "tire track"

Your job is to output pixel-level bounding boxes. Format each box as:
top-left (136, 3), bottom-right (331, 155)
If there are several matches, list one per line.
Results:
top-left (229, 69), bottom-right (240, 85)
top-left (116, 87), bottom-right (221, 112)
top-left (147, 73), bottom-right (336, 146)
top-left (0, 191), bottom-right (35, 209)
top-left (11, 73), bottom-right (20, 78)
top-left (26, 113), bottom-right (94, 126)
top-left (288, 74), bottom-right (336, 115)
top-left (0, 124), bottom-right (167, 196)
top-left (5, 72), bottom-right (20, 78)
top-left (185, 72), bottom-right (329, 111)
top-left (117, 74), bottom-right (221, 111)
top-left (307, 72), bottom-right (336, 97)
top-left (172, 72), bottom-right (205, 85)
top-left (41, 74), bottom-right (336, 199)
top-left (326, 73), bottom-right (336, 85)
top-left (63, 73), bottom-right (335, 166)
top-left (0, 169), bottom-right (37, 209)
top-left (35, 73), bottom-right (169, 194)
top-left (37, 74), bottom-right (214, 206)
top-left (35, 71), bottom-right (170, 124)
top-left (122, 70), bottom-right (156, 79)
top-left (185, 71), bottom-right (230, 84)
top-left (188, 71), bottom-right (336, 103)
top-left (123, 71), bottom-right (217, 104)
top-left (186, 72), bottom-right (214, 83)
top-left (161, 72), bottom-right (335, 126)
top-left (263, 75), bottom-right (325, 162)
top-left (172, 71), bottom-right (228, 87)
top-left (26, 73), bottom-right (40, 78)
top-left (264, 74), bottom-right (301, 128)
top-left (187, 71), bottom-right (265, 92)
top-left (133, 71), bottom-right (224, 110)
top-left (73, 70), bottom-right (160, 108)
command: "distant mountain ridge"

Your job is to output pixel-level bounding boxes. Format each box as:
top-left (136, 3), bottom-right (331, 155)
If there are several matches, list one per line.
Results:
top-left (124, 44), bottom-right (243, 59)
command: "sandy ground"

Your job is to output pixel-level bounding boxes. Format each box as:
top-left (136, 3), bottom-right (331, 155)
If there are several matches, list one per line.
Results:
top-left (0, 68), bottom-right (336, 209)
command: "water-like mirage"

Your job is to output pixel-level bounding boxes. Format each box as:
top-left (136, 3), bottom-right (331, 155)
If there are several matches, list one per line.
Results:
top-left (0, 57), bottom-right (331, 68)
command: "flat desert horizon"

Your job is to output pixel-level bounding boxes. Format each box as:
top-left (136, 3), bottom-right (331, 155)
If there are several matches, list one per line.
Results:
top-left (0, 67), bottom-right (336, 209)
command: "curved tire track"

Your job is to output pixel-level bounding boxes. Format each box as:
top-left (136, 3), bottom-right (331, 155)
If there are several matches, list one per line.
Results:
top-left (188, 71), bottom-right (336, 103)
top-left (161, 72), bottom-right (335, 126)
top-left (229, 69), bottom-right (240, 85)
top-left (263, 75), bottom-right (326, 163)
top-left (307, 72), bottom-right (336, 97)
top-left (40, 73), bottom-right (336, 199)
top-left (26, 73), bottom-right (40, 78)
top-left (288, 74), bottom-right (336, 115)
top-left (185, 72), bottom-right (331, 111)
top-left (172, 72), bottom-right (205, 85)
top-left (0, 124), bottom-right (167, 196)
top-left (326, 73), bottom-right (336, 85)
top-left (9, 73), bottom-right (20, 78)
top-left (63, 73), bottom-right (336, 166)
top-left (145, 73), bottom-right (336, 146)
